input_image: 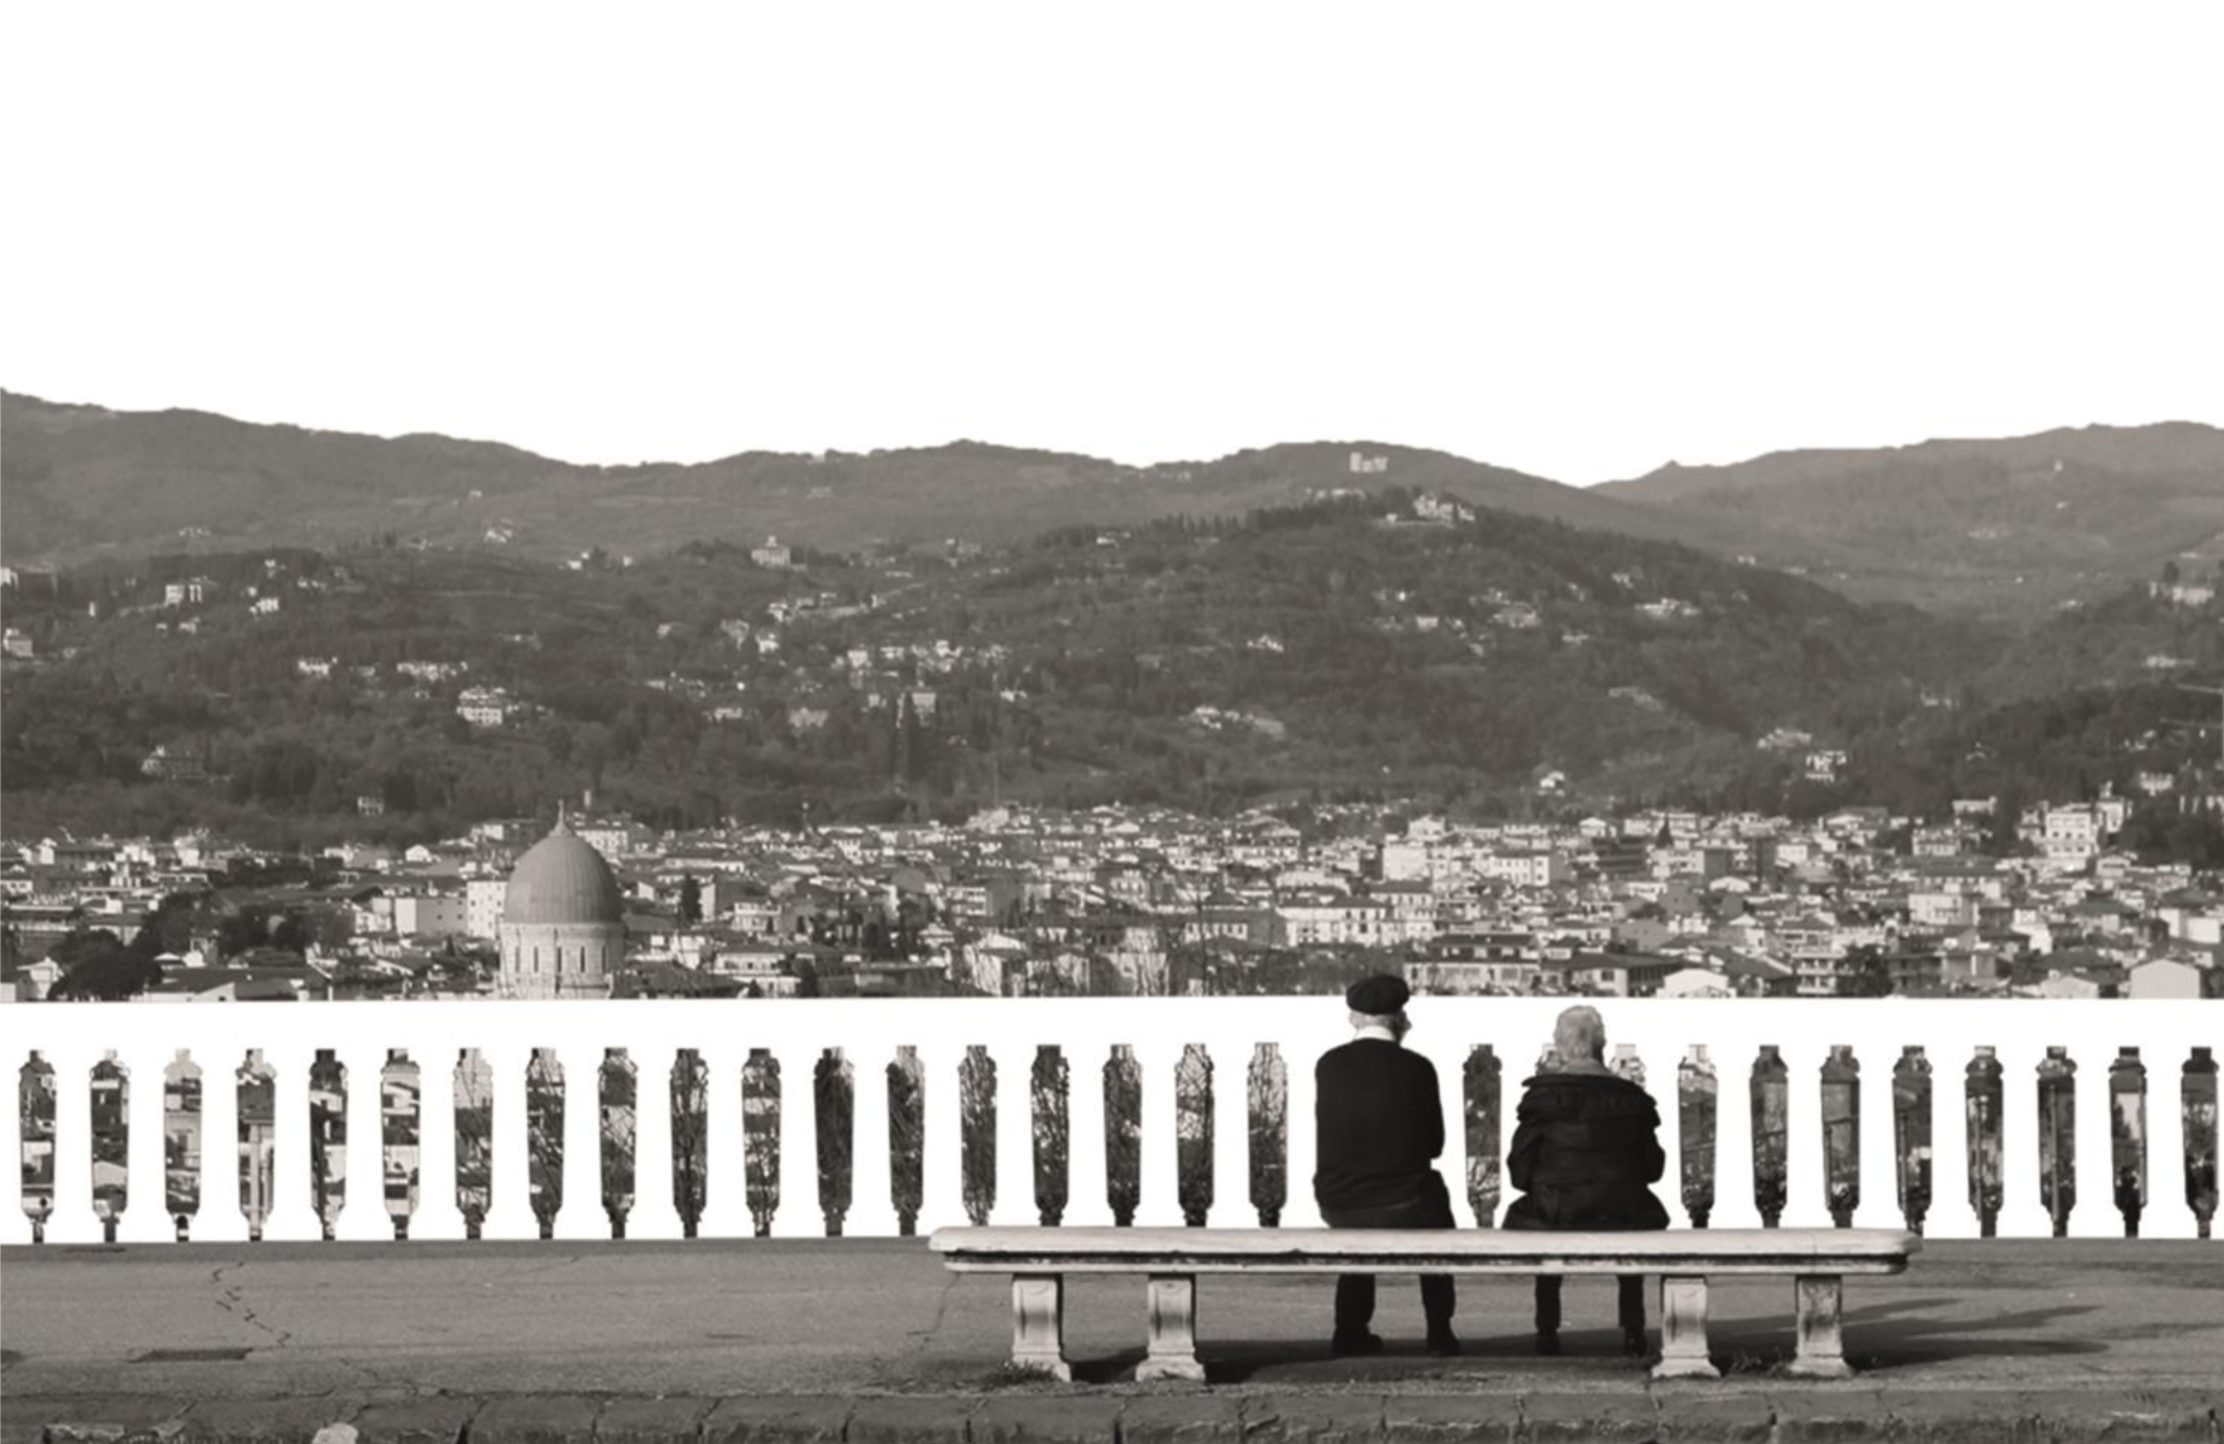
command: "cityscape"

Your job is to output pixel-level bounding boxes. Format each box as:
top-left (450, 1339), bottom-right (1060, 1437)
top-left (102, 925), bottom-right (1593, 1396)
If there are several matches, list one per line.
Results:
top-left (6, 783), bottom-right (2220, 1004)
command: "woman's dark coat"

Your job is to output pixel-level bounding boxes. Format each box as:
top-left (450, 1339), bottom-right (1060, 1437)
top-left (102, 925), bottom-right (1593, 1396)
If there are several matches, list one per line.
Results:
top-left (1502, 1071), bottom-right (1670, 1231)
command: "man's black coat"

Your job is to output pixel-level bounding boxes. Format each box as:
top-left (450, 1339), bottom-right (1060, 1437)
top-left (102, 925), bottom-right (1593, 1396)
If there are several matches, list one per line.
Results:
top-left (1503, 1071), bottom-right (1670, 1231)
top-left (1313, 1037), bottom-right (1447, 1212)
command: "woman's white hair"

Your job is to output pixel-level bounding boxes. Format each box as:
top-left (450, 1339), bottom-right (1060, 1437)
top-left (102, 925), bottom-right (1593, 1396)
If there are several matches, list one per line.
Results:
top-left (1552, 1004), bottom-right (1607, 1065)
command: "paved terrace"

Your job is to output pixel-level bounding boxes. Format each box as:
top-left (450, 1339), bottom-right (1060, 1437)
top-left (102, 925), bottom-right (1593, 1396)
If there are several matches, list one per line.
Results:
top-left (4, 1240), bottom-right (2220, 1443)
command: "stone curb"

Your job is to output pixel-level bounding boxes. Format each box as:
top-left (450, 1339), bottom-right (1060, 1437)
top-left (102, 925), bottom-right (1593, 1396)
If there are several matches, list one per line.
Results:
top-left (4, 1392), bottom-right (2218, 1444)
top-left (176, 1398), bottom-right (371, 1444)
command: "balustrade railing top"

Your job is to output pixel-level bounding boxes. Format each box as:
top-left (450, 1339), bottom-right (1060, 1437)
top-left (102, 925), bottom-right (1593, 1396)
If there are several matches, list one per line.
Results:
top-left (7, 998), bottom-right (2217, 1247)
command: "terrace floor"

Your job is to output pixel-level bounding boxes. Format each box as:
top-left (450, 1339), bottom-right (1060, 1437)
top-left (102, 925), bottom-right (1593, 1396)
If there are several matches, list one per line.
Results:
top-left (3, 1239), bottom-right (2220, 1441)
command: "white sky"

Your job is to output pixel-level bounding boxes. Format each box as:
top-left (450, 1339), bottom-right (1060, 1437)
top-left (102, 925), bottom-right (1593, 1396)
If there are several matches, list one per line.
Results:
top-left (4, 4), bottom-right (2221, 484)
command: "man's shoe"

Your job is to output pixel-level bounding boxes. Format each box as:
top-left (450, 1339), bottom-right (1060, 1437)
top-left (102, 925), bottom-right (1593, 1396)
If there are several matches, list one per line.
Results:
top-left (1535, 1330), bottom-right (1561, 1356)
top-left (1426, 1329), bottom-right (1463, 1358)
top-left (1331, 1331), bottom-right (1385, 1357)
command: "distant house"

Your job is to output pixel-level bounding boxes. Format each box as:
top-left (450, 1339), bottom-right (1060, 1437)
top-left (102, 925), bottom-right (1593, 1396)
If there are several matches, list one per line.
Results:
top-left (751, 535), bottom-right (793, 569)
top-left (456, 686), bottom-right (512, 728)
top-left (2128, 957), bottom-right (2203, 1000)
top-left (1804, 749), bottom-right (1848, 784)
top-left (139, 745), bottom-right (210, 782)
top-left (1658, 965), bottom-right (1735, 999)
top-left (2149, 580), bottom-right (2216, 609)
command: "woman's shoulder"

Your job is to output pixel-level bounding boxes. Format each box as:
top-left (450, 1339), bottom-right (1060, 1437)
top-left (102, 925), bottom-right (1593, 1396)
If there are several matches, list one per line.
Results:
top-left (1521, 1071), bottom-right (1657, 1116)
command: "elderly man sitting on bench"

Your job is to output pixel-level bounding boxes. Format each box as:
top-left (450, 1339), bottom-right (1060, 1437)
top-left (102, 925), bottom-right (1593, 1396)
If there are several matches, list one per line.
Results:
top-left (1505, 1004), bottom-right (1670, 1357)
top-left (1313, 973), bottom-right (1461, 1358)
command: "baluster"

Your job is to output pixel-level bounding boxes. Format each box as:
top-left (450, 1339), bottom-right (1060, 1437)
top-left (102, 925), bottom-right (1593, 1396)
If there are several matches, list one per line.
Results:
top-left (1175, 1044), bottom-right (1214, 1228)
top-left (1678, 1046), bottom-right (1716, 1229)
top-left (887, 1046), bottom-right (925, 1237)
top-left (1750, 1045), bottom-right (1789, 1228)
top-left (308, 1050), bottom-right (347, 1242)
top-left (1610, 1043), bottom-right (1646, 1088)
top-left (1820, 1045), bottom-right (1859, 1229)
top-left (2184, 1048), bottom-right (2218, 1240)
top-left (816, 1048), bottom-right (854, 1237)
top-left (90, 1052), bottom-right (130, 1244)
top-left (238, 1050), bottom-right (277, 1243)
top-left (600, 1049), bottom-right (637, 1239)
top-left (527, 1049), bottom-right (566, 1240)
top-left (1104, 1044), bottom-right (1142, 1227)
top-left (1463, 1044), bottom-right (1504, 1228)
top-left (2108, 1049), bottom-right (2147, 1238)
top-left (743, 1048), bottom-right (781, 1238)
top-left (2037, 1047), bottom-right (2077, 1237)
top-left (1965, 1047), bottom-right (2004, 1238)
top-left (1249, 1042), bottom-right (1288, 1228)
top-left (164, 1051), bottom-right (202, 1242)
top-left (959, 1045), bottom-right (997, 1226)
top-left (20, 1051), bottom-right (57, 1244)
top-left (380, 1051), bottom-right (421, 1241)
top-left (1030, 1045), bottom-right (1069, 1227)
top-left (454, 1048), bottom-right (494, 1240)
top-left (1890, 1047), bottom-right (1932, 1235)
top-left (670, 1048), bottom-right (710, 1239)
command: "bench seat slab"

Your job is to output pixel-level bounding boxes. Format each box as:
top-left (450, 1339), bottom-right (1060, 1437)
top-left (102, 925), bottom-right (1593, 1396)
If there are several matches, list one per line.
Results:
top-left (933, 1227), bottom-right (1914, 1278)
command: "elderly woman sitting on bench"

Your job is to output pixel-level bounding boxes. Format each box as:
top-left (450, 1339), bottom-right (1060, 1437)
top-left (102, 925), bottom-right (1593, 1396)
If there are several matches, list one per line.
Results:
top-left (1504, 1004), bottom-right (1669, 1356)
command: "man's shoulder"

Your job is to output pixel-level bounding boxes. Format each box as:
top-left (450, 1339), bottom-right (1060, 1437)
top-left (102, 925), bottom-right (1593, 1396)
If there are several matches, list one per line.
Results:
top-left (1317, 1039), bottom-right (1436, 1077)
top-left (1317, 1039), bottom-right (1364, 1073)
top-left (1316, 1038), bottom-right (1383, 1071)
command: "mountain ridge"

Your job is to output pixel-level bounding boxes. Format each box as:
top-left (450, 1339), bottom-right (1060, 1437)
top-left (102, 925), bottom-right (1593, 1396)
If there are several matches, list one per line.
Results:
top-left (8, 389), bottom-right (2221, 617)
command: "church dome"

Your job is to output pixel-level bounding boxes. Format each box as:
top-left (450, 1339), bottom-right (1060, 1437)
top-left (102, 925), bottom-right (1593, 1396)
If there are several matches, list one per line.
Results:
top-left (503, 817), bottom-right (623, 926)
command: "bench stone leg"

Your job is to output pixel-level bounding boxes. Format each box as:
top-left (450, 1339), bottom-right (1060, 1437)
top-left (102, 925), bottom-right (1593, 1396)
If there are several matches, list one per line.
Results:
top-left (1788, 1274), bottom-right (1852, 1379)
top-left (1138, 1273), bottom-right (1206, 1382)
top-left (1009, 1274), bottom-right (1071, 1381)
top-left (1653, 1275), bottom-right (1719, 1379)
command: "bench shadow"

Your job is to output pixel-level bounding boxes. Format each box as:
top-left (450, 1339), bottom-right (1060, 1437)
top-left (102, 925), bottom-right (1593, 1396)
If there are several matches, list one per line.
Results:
top-left (1065, 1296), bottom-right (2112, 1384)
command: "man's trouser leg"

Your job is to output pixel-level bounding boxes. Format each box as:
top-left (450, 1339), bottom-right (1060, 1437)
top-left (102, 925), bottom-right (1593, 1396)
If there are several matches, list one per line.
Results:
top-left (1534, 1275), bottom-right (1562, 1336)
top-left (1618, 1275), bottom-right (1646, 1339)
top-left (1334, 1273), bottom-right (1377, 1340)
top-left (1419, 1272), bottom-right (1455, 1335)
top-left (1324, 1181), bottom-right (1456, 1341)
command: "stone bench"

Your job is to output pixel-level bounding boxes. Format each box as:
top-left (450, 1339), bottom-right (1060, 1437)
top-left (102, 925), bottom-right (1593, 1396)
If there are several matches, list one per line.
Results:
top-left (929, 1226), bottom-right (1917, 1382)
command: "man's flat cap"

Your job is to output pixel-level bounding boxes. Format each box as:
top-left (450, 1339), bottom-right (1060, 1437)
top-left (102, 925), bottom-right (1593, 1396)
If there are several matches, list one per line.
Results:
top-left (1345, 973), bottom-right (1410, 1016)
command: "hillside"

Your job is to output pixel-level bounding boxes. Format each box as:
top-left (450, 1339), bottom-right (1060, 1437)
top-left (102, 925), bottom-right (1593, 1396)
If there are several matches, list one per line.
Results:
top-left (1, 392), bottom-right (1701, 568)
top-left (1598, 424), bottom-right (2224, 615)
top-left (0, 492), bottom-right (2067, 843)
top-left (12, 392), bottom-right (2219, 619)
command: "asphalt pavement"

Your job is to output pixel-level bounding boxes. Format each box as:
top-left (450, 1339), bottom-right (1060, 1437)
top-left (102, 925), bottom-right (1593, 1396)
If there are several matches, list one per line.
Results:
top-left (4, 1238), bottom-right (2220, 1440)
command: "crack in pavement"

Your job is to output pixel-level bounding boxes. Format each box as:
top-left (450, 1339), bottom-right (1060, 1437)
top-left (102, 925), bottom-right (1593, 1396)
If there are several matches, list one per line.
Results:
top-left (904, 1274), bottom-right (961, 1357)
top-left (211, 1260), bottom-right (295, 1351)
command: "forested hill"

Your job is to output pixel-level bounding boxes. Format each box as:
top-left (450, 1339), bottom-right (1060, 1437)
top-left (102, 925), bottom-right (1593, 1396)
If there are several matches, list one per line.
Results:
top-left (12, 489), bottom-right (2220, 845)
top-left (20, 391), bottom-right (2219, 619)
top-left (1598, 423), bottom-right (2224, 616)
top-left (1, 391), bottom-right (1690, 567)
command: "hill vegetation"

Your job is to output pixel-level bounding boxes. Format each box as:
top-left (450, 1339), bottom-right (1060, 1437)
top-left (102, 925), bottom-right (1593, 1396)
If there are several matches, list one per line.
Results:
top-left (1599, 424), bottom-right (2224, 615)
top-left (1, 392), bottom-right (1687, 570)
top-left (11, 391), bottom-right (2217, 619)
top-left (9, 490), bottom-right (2223, 845)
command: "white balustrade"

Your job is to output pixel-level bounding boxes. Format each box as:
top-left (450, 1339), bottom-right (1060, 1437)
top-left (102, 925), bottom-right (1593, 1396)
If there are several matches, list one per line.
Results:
top-left (4, 997), bottom-right (2217, 1245)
